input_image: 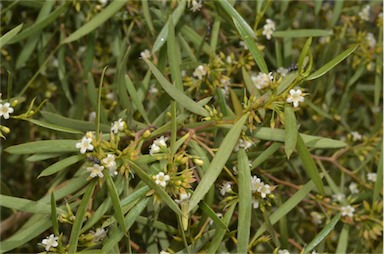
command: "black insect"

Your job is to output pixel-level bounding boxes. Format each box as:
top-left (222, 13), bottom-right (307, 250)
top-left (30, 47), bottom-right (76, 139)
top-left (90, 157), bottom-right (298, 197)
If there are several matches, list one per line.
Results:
top-left (88, 156), bottom-right (101, 165)
top-left (287, 63), bottom-right (298, 72)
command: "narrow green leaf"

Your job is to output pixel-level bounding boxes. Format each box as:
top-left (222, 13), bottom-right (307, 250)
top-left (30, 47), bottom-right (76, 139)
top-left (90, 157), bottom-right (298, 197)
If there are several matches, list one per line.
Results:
top-left (276, 72), bottom-right (297, 95)
top-left (104, 173), bottom-right (127, 235)
top-left (207, 202), bottom-right (237, 253)
top-left (0, 23), bottom-right (23, 49)
top-left (297, 37), bottom-right (312, 73)
top-left (61, 0), bottom-right (127, 44)
top-left (0, 194), bottom-right (63, 214)
top-left (233, 18), bottom-right (268, 73)
top-left (68, 180), bottom-right (97, 253)
top-left (167, 16), bottom-right (183, 92)
top-left (176, 230), bottom-right (216, 254)
top-left (124, 74), bottom-right (150, 124)
top-left (5, 140), bottom-right (79, 154)
top-left (306, 44), bottom-right (359, 80)
top-left (120, 185), bottom-right (150, 207)
top-left (373, 147), bottom-right (383, 204)
top-left (25, 118), bottom-right (82, 134)
top-left (251, 142), bottom-right (281, 169)
top-left (199, 200), bottom-right (228, 231)
top-left (303, 213), bottom-right (341, 253)
top-left (152, 0), bottom-right (186, 52)
top-left (129, 161), bottom-right (182, 216)
top-left (188, 113), bottom-right (249, 212)
top-left (8, 3), bottom-right (68, 44)
top-left (143, 58), bottom-right (209, 117)
top-left (252, 127), bottom-right (347, 149)
top-left (38, 154), bottom-right (85, 178)
top-left (237, 149), bottom-right (252, 253)
top-left (141, 0), bottom-right (154, 35)
top-left (96, 67), bottom-right (107, 138)
top-left (284, 105), bottom-right (298, 159)
top-left (296, 134), bottom-right (325, 194)
top-left (87, 73), bottom-right (107, 123)
top-left (51, 193), bottom-right (60, 238)
top-left (335, 224), bottom-right (349, 254)
top-left (27, 153), bottom-right (63, 162)
top-left (330, 0), bottom-right (344, 26)
top-left (273, 29), bottom-right (332, 38)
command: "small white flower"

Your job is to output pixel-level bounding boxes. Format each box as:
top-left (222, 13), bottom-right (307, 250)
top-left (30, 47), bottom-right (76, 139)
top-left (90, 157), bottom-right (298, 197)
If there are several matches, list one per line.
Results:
top-left (189, 0), bottom-right (202, 12)
top-left (277, 67), bottom-right (288, 77)
top-left (226, 55), bottom-right (232, 64)
top-left (154, 172), bottom-right (170, 188)
top-left (319, 36), bottom-right (330, 45)
top-left (102, 154), bottom-right (118, 176)
top-left (88, 111), bottom-right (96, 122)
top-left (310, 211), bottom-right (323, 225)
top-left (0, 103), bottom-right (14, 119)
top-left (140, 49), bottom-right (151, 59)
top-left (41, 234), bottom-right (59, 251)
top-left (367, 172), bottom-right (377, 182)
top-left (286, 89), bottom-right (305, 108)
top-left (193, 65), bottom-right (207, 80)
top-left (251, 72), bottom-right (273, 90)
top-left (106, 92), bottom-right (115, 101)
top-left (251, 176), bottom-right (263, 193)
top-left (262, 19), bottom-right (276, 40)
top-left (234, 138), bottom-right (253, 151)
top-left (366, 33), bottom-right (376, 48)
top-left (359, 5), bottom-right (370, 21)
top-left (351, 131), bottom-right (362, 141)
top-left (259, 183), bottom-right (271, 198)
top-left (150, 136), bottom-right (168, 156)
top-left (98, 0), bottom-right (108, 6)
top-left (312, 251), bottom-right (318, 254)
top-left (91, 228), bottom-right (107, 242)
top-left (149, 84), bottom-right (159, 95)
top-left (278, 249), bottom-right (290, 254)
top-left (76, 136), bottom-right (94, 154)
top-left (239, 41), bottom-right (248, 50)
top-left (332, 193), bottom-right (345, 203)
top-left (252, 196), bottom-right (259, 209)
top-left (341, 205), bottom-right (355, 218)
top-left (111, 119), bottom-right (125, 134)
top-left (86, 164), bottom-right (105, 178)
top-left (149, 143), bottom-right (161, 156)
top-left (175, 192), bottom-right (191, 204)
top-left (349, 182), bottom-right (359, 194)
top-left (220, 182), bottom-right (232, 196)
top-left (232, 166), bottom-right (238, 175)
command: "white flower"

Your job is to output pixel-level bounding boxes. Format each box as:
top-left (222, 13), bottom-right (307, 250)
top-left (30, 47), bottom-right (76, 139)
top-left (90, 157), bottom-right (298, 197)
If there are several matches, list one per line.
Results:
top-left (366, 33), bottom-right (376, 48)
top-left (111, 118), bottom-right (125, 134)
top-left (367, 172), bottom-right (377, 182)
top-left (262, 19), bottom-right (276, 40)
top-left (278, 249), bottom-right (290, 254)
top-left (310, 211), bottom-right (323, 225)
top-left (226, 55), bottom-right (232, 64)
top-left (259, 183), bottom-right (271, 198)
top-left (349, 182), bottom-right (359, 194)
top-left (220, 182), bottom-right (232, 196)
top-left (312, 251), bottom-right (318, 254)
top-left (341, 205), bottom-right (355, 218)
top-left (86, 164), bottom-right (105, 178)
top-left (175, 192), bottom-right (191, 204)
top-left (140, 49), bottom-right (151, 59)
top-left (351, 131), bottom-right (362, 141)
top-left (154, 172), bottom-right (170, 188)
top-left (251, 72), bottom-right (273, 90)
top-left (0, 103), bottom-right (14, 119)
top-left (91, 228), bottom-right (107, 242)
top-left (88, 111), bottom-right (96, 122)
top-left (286, 89), bottom-right (305, 108)
top-left (41, 234), bottom-right (58, 251)
top-left (76, 136), bottom-right (94, 154)
top-left (277, 67), bottom-right (288, 77)
top-left (234, 138), bottom-right (253, 151)
top-left (232, 166), bottom-right (238, 175)
top-left (252, 197), bottom-right (259, 209)
top-left (102, 154), bottom-right (118, 176)
top-left (359, 5), bottom-right (370, 21)
top-left (251, 176), bottom-right (263, 193)
top-left (189, 0), bottom-right (202, 12)
top-left (193, 65), bottom-right (207, 80)
top-left (149, 136), bottom-right (168, 156)
top-left (239, 41), bottom-right (248, 50)
top-left (149, 84), bottom-right (159, 95)
top-left (98, 0), bottom-right (108, 6)
top-left (332, 193), bottom-right (345, 203)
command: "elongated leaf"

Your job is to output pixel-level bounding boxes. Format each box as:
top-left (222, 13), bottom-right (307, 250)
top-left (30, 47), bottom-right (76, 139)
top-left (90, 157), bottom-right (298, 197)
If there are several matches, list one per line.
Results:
top-left (303, 213), bottom-right (341, 253)
top-left (124, 74), bottom-right (150, 124)
top-left (273, 29), bottom-right (332, 38)
top-left (252, 127), bottom-right (347, 148)
top-left (188, 113), bottom-right (249, 212)
top-left (276, 72), bottom-right (298, 95)
top-left (68, 180), bottom-right (97, 253)
top-left (251, 142), bottom-right (281, 169)
top-left (61, 0), bottom-right (127, 44)
top-left (233, 18), bottom-right (268, 73)
top-left (87, 73), bottom-right (107, 124)
top-left (25, 118), bottom-right (82, 134)
top-left (199, 200), bottom-right (228, 231)
top-left (104, 173), bottom-right (127, 235)
top-left (237, 149), bottom-right (252, 253)
top-left (27, 153), bottom-right (63, 162)
top-left (167, 16), bottom-right (183, 92)
top-left (5, 140), bottom-right (79, 154)
top-left (38, 154), bottom-right (85, 178)
top-left (297, 37), bottom-right (312, 73)
top-left (8, 4), bottom-right (68, 44)
top-left (0, 194), bottom-right (64, 214)
top-left (284, 105), bottom-right (297, 159)
top-left (296, 134), bottom-right (325, 194)
top-left (306, 44), bottom-right (359, 80)
top-left (176, 230), bottom-right (216, 254)
top-left (152, 0), bottom-right (186, 52)
top-left (51, 193), bottom-right (60, 240)
top-left (335, 224), bottom-right (349, 254)
top-left (143, 58), bottom-right (209, 117)
top-left (129, 161), bottom-right (182, 216)
top-left (0, 23), bottom-right (23, 49)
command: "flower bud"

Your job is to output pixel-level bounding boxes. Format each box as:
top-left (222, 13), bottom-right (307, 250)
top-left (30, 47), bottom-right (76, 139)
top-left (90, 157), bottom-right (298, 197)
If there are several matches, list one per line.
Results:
top-left (143, 130), bottom-right (151, 138)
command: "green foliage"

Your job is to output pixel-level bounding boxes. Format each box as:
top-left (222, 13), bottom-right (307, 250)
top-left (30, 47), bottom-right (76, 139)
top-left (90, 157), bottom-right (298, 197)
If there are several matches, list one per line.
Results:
top-left (1, 0), bottom-right (382, 253)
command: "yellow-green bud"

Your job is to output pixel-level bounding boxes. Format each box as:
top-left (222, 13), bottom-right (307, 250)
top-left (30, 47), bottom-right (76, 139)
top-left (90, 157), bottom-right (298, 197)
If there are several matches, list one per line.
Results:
top-left (11, 100), bottom-right (18, 107)
top-left (1, 126), bottom-right (10, 133)
top-left (143, 130), bottom-right (151, 138)
top-left (193, 158), bottom-right (204, 166)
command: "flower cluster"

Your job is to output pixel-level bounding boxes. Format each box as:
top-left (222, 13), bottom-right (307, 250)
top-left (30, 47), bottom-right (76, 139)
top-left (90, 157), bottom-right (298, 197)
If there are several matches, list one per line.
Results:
top-left (189, 0), bottom-right (202, 12)
top-left (234, 138), bottom-right (253, 152)
top-left (149, 136), bottom-right (168, 156)
top-left (111, 118), bottom-right (125, 134)
top-left (251, 72), bottom-right (273, 90)
top-left (251, 176), bottom-right (272, 209)
top-left (262, 19), bottom-right (276, 40)
top-left (193, 65), bottom-right (207, 80)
